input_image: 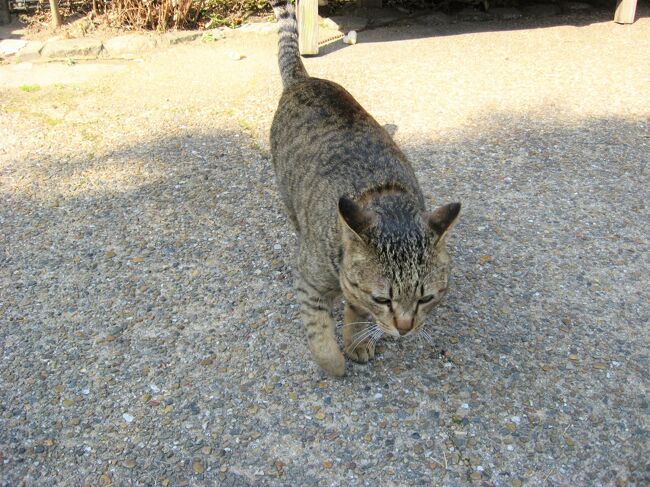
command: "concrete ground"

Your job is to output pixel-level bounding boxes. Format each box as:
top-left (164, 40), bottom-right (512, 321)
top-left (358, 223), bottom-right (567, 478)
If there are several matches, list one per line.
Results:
top-left (1, 5), bottom-right (649, 486)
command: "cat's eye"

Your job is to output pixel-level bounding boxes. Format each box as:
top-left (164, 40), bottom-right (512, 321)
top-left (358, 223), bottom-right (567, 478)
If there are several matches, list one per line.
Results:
top-left (418, 295), bottom-right (436, 304)
top-left (372, 296), bottom-right (391, 305)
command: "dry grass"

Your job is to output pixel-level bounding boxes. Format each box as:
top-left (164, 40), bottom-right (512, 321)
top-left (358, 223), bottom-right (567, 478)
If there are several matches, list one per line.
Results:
top-left (17, 0), bottom-right (272, 31)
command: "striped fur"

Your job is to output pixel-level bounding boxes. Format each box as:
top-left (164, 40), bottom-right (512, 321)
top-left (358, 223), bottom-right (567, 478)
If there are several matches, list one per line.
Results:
top-left (269, 10), bottom-right (461, 376)
top-left (270, 0), bottom-right (308, 89)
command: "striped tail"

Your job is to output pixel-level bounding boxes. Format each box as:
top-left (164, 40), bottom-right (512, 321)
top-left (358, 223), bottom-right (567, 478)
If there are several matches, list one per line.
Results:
top-left (270, 0), bottom-right (308, 89)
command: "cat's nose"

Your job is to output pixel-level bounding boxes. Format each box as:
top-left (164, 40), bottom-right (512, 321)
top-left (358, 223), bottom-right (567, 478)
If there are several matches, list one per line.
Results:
top-left (396, 318), bottom-right (412, 335)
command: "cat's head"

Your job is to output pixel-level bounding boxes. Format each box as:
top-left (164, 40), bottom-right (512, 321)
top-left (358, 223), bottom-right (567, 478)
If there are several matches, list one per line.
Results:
top-left (338, 195), bottom-right (460, 337)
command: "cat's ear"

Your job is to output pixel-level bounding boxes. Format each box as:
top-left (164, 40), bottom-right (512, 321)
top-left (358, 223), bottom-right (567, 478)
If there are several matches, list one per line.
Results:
top-left (338, 197), bottom-right (374, 240)
top-left (427, 202), bottom-right (461, 245)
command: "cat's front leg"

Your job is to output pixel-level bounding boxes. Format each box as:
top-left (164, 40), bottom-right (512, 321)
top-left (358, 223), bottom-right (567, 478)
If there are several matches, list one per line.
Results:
top-left (343, 303), bottom-right (376, 364)
top-left (296, 279), bottom-right (345, 377)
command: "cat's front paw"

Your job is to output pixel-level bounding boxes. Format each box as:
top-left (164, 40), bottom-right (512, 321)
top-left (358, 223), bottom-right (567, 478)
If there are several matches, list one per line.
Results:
top-left (344, 337), bottom-right (376, 364)
top-left (308, 337), bottom-right (346, 377)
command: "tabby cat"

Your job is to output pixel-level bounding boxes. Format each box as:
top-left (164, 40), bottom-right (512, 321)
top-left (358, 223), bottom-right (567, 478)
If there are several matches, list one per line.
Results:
top-left (270, 0), bottom-right (461, 376)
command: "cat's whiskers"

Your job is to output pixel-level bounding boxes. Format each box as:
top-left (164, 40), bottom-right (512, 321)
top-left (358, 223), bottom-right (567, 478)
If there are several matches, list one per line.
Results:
top-left (351, 326), bottom-right (377, 351)
top-left (420, 328), bottom-right (434, 345)
top-left (349, 325), bottom-right (379, 352)
top-left (370, 328), bottom-right (383, 345)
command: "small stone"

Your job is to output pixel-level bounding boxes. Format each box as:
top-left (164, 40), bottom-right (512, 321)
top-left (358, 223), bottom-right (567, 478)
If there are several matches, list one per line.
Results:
top-left (450, 336), bottom-right (459, 344)
top-left (506, 422), bottom-right (517, 432)
top-left (323, 460), bottom-right (333, 469)
top-left (70, 417), bottom-right (81, 426)
top-left (325, 431), bottom-right (339, 440)
top-left (228, 51), bottom-right (244, 61)
top-left (132, 256), bottom-right (144, 263)
top-left (123, 459), bottom-right (136, 468)
top-left (122, 413), bottom-right (134, 423)
top-left (273, 244), bottom-right (282, 250)
top-left (99, 474), bottom-right (112, 485)
top-left (163, 405), bottom-right (174, 414)
top-left (471, 472), bottom-right (482, 481)
top-left (192, 461), bottom-right (205, 474)
top-left (343, 31), bottom-right (357, 45)
top-left (200, 357), bottom-right (214, 366)
top-left (565, 436), bottom-right (576, 447)
top-left (105, 250), bottom-right (116, 258)
top-left (569, 354), bottom-right (579, 361)
top-left (106, 335), bottom-right (116, 342)
top-left (512, 480), bottom-right (522, 487)
top-left (315, 412), bottom-right (326, 420)
top-left (541, 364), bottom-right (551, 371)
top-left (289, 392), bottom-right (298, 400)
top-left (142, 394), bottom-right (152, 402)
top-left (479, 255), bottom-right (492, 264)
top-left (150, 384), bottom-right (160, 393)
top-left (162, 480), bottom-right (170, 487)
top-left (43, 439), bottom-right (54, 447)
top-left (201, 446), bottom-right (212, 455)
top-left (593, 363), bottom-right (606, 370)
top-left (62, 399), bottom-right (73, 407)
top-left (373, 393), bottom-right (383, 400)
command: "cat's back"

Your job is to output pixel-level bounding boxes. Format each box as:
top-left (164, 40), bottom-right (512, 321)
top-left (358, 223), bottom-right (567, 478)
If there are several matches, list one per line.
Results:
top-left (272, 77), bottom-right (371, 139)
top-left (271, 78), bottom-right (421, 204)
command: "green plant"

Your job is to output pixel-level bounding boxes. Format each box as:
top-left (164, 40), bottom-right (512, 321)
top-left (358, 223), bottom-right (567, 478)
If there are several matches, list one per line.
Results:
top-left (20, 84), bottom-right (41, 92)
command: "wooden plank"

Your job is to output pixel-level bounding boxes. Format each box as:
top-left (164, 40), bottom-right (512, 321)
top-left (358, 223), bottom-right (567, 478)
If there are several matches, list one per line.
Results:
top-left (614, 0), bottom-right (638, 24)
top-left (298, 0), bottom-right (319, 55)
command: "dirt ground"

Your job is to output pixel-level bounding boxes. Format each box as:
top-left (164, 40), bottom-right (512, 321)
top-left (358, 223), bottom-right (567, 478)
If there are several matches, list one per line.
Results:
top-left (1, 5), bottom-right (649, 486)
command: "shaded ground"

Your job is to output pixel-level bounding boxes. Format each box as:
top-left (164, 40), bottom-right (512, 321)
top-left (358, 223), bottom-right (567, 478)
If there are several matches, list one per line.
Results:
top-left (1, 8), bottom-right (649, 486)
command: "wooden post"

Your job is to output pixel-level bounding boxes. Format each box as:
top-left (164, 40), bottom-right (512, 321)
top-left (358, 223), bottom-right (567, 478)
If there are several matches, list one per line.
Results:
top-left (49, 0), bottom-right (62, 28)
top-left (614, 0), bottom-right (637, 24)
top-left (298, 0), bottom-right (319, 56)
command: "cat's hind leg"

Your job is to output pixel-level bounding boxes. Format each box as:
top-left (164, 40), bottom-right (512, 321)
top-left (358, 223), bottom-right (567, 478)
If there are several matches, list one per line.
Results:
top-left (296, 278), bottom-right (345, 377)
top-left (343, 303), bottom-right (376, 364)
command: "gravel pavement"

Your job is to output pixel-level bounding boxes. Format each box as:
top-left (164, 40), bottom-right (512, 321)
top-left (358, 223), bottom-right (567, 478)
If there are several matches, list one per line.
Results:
top-left (1, 7), bottom-right (649, 486)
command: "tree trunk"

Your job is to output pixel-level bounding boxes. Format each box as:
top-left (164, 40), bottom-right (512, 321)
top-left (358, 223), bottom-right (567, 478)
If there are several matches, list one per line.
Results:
top-left (49, 0), bottom-right (62, 28)
top-left (0, 0), bottom-right (10, 26)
